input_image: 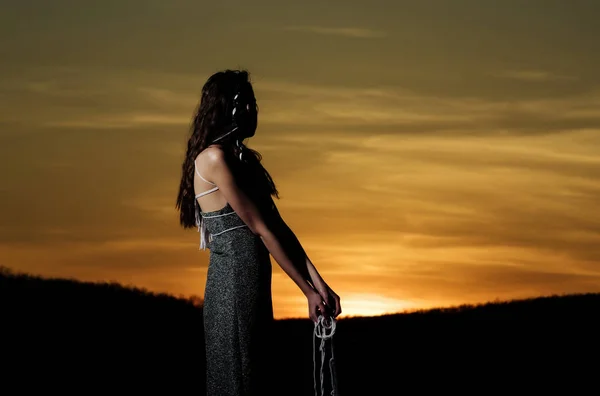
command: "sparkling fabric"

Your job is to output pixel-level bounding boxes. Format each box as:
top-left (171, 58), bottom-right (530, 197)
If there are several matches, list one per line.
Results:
top-left (202, 202), bottom-right (275, 396)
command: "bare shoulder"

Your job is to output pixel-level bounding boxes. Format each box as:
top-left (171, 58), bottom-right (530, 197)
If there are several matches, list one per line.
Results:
top-left (196, 145), bottom-right (226, 168)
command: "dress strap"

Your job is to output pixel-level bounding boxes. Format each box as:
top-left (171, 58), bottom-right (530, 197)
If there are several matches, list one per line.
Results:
top-left (194, 159), bottom-right (216, 185)
top-left (195, 187), bottom-right (219, 198)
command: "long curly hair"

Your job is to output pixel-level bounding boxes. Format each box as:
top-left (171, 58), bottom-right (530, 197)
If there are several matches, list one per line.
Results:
top-left (175, 69), bottom-right (279, 229)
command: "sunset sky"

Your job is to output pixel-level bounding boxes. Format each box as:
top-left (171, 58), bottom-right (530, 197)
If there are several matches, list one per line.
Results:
top-left (1, 0), bottom-right (599, 319)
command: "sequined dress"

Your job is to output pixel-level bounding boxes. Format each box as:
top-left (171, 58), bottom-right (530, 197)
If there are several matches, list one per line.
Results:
top-left (194, 160), bottom-right (275, 396)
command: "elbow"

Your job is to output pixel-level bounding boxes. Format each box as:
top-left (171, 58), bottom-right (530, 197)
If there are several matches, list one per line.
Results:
top-left (246, 213), bottom-right (283, 239)
top-left (252, 219), bottom-right (282, 243)
top-left (252, 222), bottom-right (272, 239)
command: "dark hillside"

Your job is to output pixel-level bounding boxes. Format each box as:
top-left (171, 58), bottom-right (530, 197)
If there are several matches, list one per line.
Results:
top-left (1, 266), bottom-right (598, 395)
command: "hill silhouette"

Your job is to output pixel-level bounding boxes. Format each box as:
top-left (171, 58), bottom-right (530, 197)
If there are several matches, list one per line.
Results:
top-left (2, 265), bottom-right (598, 395)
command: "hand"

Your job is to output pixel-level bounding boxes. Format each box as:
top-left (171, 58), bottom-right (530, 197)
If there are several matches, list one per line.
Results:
top-left (306, 289), bottom-right (328, 324)
top-left (315, 282), bottom-right (342, 319)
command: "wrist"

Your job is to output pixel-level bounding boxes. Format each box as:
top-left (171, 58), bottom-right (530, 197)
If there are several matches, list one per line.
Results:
top-left (311, 277), bottom-right (326, 292)
top-left (305, 257), bottom-right (325, 290)
top-left (301, 281), bottom-right (317, 297)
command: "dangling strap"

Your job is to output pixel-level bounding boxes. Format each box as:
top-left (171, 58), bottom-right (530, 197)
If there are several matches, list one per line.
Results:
top-left (195, 201), bottom-right (210, 250)
top-left (313, 315), bottom-right (339, 396)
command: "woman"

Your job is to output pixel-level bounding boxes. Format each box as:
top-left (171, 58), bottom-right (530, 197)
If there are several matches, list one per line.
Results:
top-left (175, 69), bottom-right (342, 396)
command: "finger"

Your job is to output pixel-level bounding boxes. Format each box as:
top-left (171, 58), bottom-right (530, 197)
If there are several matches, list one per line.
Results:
top-left (330, 297), bottom-right (338, 317)
top-left (319, 302), bottom-right (328, 320)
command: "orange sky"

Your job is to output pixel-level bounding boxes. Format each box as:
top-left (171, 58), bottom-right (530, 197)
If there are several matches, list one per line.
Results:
top-left (1, 1), bottom-right (600, 319)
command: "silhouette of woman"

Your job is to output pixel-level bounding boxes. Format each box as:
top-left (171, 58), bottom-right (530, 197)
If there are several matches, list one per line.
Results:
top-left (176, 69), bottom-right (342, 396)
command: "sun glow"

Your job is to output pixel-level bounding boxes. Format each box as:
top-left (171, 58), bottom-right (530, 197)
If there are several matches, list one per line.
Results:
top-left (333, 293), bottom-right (417, 318)
top-left (271, 292), bottom-right (417, 320)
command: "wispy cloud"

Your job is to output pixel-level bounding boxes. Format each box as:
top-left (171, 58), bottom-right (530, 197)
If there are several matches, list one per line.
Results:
top-left (3, 68), bottom-right (600, 137)
top-left (43, 113), bottom-right (189, 129)
top-left (265, 123), bottom-right (600, 268)
top-left (490, 69), bottom-right (577, 82)
top-left (256, 78), bottom-right (600, 135)
top-left (283, 25), bottom-right (387, 38)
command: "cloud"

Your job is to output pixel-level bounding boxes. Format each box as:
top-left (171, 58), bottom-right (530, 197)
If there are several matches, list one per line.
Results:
top-left (43, 113), bottom-right (189, 129)
top-left (256, 78), bottom-right (600, 135)
top-left (490, 69), bottom-right (577, 82)
top-left (282, 25), bottom-right (387, 38)
top-left (3, 67), bottom-right (600, 137)
top-left (0, 68), bottom-right (201, 131)
top-left (267, 125), bottom-right (600, 273)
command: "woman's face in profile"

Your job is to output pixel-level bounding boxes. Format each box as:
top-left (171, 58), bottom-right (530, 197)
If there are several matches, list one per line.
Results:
top-left (245, 97), bottom-right (258, 137)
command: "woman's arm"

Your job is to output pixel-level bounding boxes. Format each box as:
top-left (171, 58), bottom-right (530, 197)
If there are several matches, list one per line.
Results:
top-left (265, 200), bottom-right (340, 316)
top-left (203, 147), bottom-right (317, 298)
top-left (260, 194), bottom-right (327, 291)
